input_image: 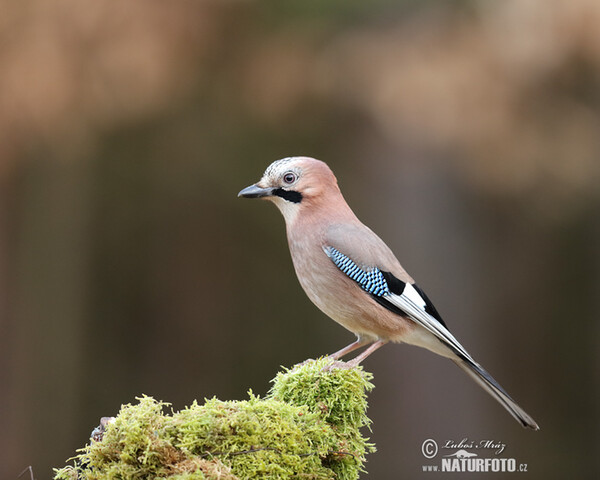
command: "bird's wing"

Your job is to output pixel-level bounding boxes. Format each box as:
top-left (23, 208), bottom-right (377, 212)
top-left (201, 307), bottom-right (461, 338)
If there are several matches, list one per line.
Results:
top-left (322, 242), bottom-right (539, 430)
top-left (382, 279), bottom-right (472, 360)
top-left (324, 229), bottom-right (539, 430)
top-left (322, 240), bottom-right (470, 360)
top-left (324, 223), bottom-right (414, 283)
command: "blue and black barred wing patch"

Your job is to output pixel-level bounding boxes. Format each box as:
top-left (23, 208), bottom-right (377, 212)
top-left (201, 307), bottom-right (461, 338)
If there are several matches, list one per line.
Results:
top-left (323, 244), bottom-right (454, 340)
top-left (323, 245), bottom-right (391, 297)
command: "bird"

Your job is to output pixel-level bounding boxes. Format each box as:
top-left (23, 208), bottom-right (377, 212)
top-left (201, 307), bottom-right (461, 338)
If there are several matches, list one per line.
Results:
top-left (238, 156), bottom-right (539, 430)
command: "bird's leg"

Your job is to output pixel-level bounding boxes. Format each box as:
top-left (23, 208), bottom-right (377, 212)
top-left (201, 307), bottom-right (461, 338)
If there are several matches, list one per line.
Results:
top-left (328, 338), bottom-right (367, 360)
top-left (345, 340), bottom-right (387, 367)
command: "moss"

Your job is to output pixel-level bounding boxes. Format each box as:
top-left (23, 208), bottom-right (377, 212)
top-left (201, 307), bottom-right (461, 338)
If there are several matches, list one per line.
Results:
top-left (268, 358), bottom-right (375, 480)
top-left (54, 358), bottom-right (375, 480)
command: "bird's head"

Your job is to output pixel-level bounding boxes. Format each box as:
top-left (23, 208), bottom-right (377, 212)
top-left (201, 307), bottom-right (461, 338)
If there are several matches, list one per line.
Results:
top-left (238, 156), bottom-right (342, 224)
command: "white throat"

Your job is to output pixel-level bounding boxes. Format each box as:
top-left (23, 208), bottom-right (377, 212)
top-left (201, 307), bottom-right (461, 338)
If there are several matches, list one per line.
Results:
top-left (271, 197), bottom-right (301, 225)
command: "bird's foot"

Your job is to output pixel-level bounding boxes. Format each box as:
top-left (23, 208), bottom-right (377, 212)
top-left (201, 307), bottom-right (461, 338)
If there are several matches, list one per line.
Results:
top-left (322, 359), bottom-right (359, 372)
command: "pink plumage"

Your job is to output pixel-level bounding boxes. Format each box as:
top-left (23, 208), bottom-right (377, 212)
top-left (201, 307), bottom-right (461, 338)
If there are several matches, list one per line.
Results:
top-left (239, 156), bottom-right (539, 430)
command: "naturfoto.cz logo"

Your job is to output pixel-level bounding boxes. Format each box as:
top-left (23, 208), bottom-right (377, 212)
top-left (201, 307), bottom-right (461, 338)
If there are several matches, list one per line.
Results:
top-left (421, 438), bottom-right (529, 473)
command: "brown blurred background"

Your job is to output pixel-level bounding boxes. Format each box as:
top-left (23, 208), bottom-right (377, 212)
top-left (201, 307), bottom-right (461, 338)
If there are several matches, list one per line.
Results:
top-left (1, 0), bottom-right (599, 478)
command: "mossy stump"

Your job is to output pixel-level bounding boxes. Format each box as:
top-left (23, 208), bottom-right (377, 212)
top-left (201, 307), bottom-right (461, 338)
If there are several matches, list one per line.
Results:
top-left (54, 358), bottom-right (375, 480)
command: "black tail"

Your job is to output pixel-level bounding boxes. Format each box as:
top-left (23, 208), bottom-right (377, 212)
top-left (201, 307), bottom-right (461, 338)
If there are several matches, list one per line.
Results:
top-left (453, 356), bottom-right (539, 430)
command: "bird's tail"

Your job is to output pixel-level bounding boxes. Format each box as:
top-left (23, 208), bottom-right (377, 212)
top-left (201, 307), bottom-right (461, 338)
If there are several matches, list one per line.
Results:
top-left (453, 356), bottom-right (539, 430)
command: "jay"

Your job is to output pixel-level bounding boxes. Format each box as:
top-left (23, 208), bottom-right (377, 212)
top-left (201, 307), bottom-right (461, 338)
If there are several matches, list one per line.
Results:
top-left (239, 156), bottom-right (539, 430)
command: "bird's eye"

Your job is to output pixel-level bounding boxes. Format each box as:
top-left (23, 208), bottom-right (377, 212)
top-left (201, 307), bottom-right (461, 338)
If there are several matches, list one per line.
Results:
top-left (283, 172), bottom-right (297, 184)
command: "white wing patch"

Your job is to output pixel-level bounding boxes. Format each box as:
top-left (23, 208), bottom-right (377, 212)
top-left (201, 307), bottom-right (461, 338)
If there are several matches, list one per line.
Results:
top-left (387, 292), bottom-right (474, 361)
top-left (401, 283), bottom-right (427, 310)
top-left (323, 243), bottom-right (473, 361)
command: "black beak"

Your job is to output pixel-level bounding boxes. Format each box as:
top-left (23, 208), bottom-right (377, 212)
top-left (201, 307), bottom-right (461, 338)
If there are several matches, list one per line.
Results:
top-left (238, 184), bottom-right (274, 198)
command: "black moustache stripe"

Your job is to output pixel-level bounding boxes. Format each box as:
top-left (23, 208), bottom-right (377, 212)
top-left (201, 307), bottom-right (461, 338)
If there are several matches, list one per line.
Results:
top-left (272, 188), bottom-right (303, 204)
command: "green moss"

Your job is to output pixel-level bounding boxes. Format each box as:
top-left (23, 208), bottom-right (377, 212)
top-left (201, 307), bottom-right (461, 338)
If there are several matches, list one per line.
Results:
top-left (54, 358), bottom-right (375, 480)
top-left (268, 358), bottom-right (375, 480)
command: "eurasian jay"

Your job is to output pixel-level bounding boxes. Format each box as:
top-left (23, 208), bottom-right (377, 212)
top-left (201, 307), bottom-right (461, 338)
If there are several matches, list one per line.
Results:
top-left (238, 156), bottom-right (539, 430)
